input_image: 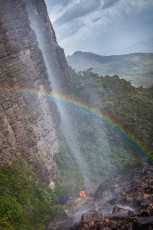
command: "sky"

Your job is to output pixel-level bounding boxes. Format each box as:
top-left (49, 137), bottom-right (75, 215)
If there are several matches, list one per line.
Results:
top-left (45, 0), bottom-right (153, 56)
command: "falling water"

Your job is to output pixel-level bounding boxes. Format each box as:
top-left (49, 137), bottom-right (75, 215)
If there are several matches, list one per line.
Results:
top-left (25, 0), bottom-right (93, 190)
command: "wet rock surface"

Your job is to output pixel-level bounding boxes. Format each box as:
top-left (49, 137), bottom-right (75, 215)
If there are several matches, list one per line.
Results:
top-left (71, 163), bottom-right (153, 230)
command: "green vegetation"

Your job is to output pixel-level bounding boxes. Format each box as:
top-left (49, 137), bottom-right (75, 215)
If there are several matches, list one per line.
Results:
top-left (0, 159), bottom-right (62, 230)
top-left (66, 71), bottom-right (153, 152)
top-left (55, 70), bottom-right (153, 191)
top-left (54, 159), bottom-right (83, 197)
top-left (54, 138), bottom-right (84, 197)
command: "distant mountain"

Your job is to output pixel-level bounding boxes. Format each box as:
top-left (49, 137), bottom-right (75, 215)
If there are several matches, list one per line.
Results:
top-left (67, 51), bottom-right (153, 87)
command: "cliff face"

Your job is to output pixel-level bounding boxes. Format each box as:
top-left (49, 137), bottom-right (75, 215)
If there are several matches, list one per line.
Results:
top-left (25, 0), bottom-right (69, 84)
top-left (0, 0), bottom-right (69, 187)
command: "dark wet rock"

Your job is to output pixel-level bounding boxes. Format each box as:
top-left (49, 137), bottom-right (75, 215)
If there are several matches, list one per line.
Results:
top-left (146, 187), bottom-right (153, 194)
top-left (108, 197), bottom-right (118, 205)
top-left (133, 216), bottom-right (153, 229)
top-left (103, 228), bottom-right (112, 230)
top-left (96, 179), bottom-right (114, 195)
top-left (81, 213), bottom-right (91, 223)
top-left (133, 197), bottom-right (143, 207)
top-left (81, 211), bottom-right (103, 223)
top-left (139, 210), bottom-right (150, 217)
top-left (141, 199), bottom-right (151, 208)
top-left (131, 180), bottom-right (139, 190)
top-left (112, 205), bottom-right (129, 214)
top-left (71, 164), bottom-right (153, 230)
top-left (113, 211), bottom-right (132, 219)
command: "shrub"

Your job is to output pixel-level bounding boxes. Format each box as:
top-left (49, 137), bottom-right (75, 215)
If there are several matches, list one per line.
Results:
top-left (0, 160), bottom-right (62, 230)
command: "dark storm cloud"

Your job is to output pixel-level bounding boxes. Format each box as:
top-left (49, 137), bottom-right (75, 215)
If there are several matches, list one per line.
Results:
top-left (102, 0), bottom-right (120, 9)
top-left (54, 0), bottom-right (102, 25)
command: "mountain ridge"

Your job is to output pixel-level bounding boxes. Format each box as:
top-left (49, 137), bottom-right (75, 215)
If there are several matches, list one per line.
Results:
top-left (67, 51), bottom-right (153, 88)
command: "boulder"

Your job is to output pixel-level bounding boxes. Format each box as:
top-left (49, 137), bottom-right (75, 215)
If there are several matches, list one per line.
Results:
top-left (133, 216), bottom-right (153, 229)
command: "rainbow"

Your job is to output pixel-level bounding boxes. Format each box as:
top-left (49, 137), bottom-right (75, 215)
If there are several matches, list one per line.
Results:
top-left (0, 86), bottom-right (151, 159)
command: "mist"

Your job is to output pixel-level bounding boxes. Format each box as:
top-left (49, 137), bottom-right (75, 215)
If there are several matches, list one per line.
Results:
top-left (25, 0), bottom-right (94, 191)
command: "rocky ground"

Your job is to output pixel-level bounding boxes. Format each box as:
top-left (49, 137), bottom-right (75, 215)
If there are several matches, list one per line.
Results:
top-left (47, 162), bottom-right (153, 230)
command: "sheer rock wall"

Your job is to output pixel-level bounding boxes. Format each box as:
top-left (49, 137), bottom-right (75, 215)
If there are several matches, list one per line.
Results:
top-left (0, 0), bottom-right (69, 187)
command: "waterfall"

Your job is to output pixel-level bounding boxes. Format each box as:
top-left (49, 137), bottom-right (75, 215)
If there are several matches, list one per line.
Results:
top-left (25, 0), bottom-right (93, 190)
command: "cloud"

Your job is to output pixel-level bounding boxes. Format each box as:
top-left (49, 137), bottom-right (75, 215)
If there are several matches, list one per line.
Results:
top-left (45, 0), bottom-right (71, 7)
top-left (45, 0), bottom-right (153, 56)
top-left (102, 0), bottom-right (120, 9)
top-left (54, 0), bottom-right (102, 25)
top-left (92, 16), bottom-right (102, 23)
top-left (56, 20), bottom-right (84, 38)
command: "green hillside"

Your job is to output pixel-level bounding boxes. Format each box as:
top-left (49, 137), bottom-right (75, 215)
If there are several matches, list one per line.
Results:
top-left (55, 70), bottom-right (153, 192)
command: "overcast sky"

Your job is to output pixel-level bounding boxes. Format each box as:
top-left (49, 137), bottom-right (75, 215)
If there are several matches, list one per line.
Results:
top-left (45, 0), bottom-right (153, 56)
